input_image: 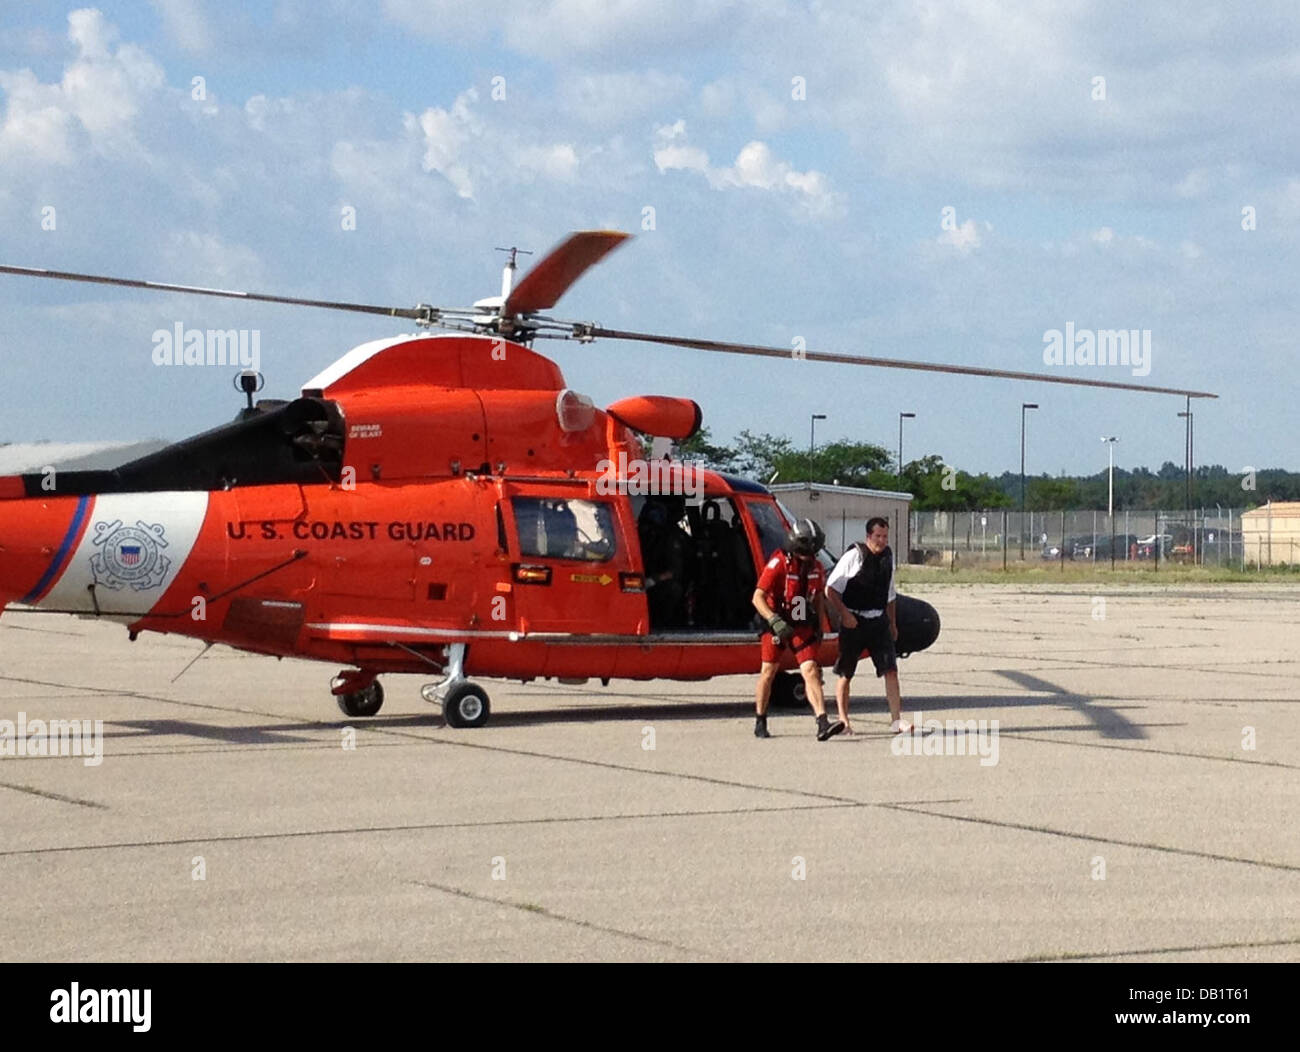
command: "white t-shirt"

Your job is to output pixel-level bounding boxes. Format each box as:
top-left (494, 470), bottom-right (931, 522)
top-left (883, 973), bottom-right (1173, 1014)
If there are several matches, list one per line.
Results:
top-left (826, 544), bottom-right (896, 617)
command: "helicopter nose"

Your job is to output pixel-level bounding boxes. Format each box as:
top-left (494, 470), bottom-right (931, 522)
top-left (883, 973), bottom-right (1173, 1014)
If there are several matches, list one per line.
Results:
top-left (0, 488), bottom-right (93, 609)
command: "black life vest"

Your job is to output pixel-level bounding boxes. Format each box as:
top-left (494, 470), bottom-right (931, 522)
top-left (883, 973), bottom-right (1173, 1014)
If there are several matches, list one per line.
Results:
top-left (839, 543), bottom-right (893, 613)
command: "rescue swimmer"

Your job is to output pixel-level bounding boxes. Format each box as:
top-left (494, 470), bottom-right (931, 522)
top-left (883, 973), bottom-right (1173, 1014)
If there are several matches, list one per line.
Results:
top-left (751, 518), bottom-right (844, 741)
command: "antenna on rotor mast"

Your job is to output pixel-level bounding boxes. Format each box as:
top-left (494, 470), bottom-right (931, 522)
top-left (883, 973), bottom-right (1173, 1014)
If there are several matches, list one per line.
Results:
top-left (495, 245), bottom-right (533, 300)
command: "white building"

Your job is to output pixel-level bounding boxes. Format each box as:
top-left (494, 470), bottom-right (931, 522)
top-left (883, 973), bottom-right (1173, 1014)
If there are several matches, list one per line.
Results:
top-left (769, 482), bottom-right (913, 558)
top-left (1241, 501), bottom-right (1300, 566)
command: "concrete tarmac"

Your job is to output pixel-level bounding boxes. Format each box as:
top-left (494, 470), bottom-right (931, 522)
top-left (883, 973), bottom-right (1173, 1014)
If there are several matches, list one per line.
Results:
top-left (1, 583), bottom-right (1297, 961)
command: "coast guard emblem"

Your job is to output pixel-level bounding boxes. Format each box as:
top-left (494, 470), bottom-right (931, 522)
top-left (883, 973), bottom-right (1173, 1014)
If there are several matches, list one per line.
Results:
top-left (90, 519), bottom-right (171, 591)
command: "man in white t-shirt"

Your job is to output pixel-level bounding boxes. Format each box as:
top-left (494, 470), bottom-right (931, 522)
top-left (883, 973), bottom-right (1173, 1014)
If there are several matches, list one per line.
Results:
top-left (823, 517), bottom-right (912, 734)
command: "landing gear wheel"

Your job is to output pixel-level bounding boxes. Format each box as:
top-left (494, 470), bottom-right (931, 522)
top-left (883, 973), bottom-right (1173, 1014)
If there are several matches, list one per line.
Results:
top-left (443, 682), bottom-right (490, 728)
top-left (336, 681), bottom-right (384, 717)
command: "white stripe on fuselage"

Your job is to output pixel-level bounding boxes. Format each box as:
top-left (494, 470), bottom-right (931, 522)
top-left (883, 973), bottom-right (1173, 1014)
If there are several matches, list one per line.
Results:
top-left (37, 492), bottom-right (209, 618)
top-left (300, 334), bottom-right (443, 392)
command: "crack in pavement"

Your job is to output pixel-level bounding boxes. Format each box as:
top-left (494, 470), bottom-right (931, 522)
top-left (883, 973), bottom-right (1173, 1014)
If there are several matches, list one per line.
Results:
top-left (406, 878), bottom-right (710, 960)
top-left (1005, 934), bottom-right (1300, 962)
top-left (879, 802), bottom-right (1300, 873)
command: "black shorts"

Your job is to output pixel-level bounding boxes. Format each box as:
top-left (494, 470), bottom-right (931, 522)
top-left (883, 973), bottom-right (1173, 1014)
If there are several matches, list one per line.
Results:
top-left (833, 614), bottom-right (897, 679)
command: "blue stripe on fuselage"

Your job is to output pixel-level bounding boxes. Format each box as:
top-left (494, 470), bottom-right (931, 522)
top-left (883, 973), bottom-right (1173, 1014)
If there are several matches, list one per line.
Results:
top-left (20, 495), bottom-right (91, 604)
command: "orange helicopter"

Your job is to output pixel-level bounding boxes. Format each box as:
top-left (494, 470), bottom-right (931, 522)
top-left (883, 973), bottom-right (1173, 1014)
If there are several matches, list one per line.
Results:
top-left (0, 232), bottom-right (1215, 726)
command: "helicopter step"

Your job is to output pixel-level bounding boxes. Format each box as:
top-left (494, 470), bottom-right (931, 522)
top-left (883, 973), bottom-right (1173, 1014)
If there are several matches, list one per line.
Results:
top-left (419, 642), bottom-right (491, 728)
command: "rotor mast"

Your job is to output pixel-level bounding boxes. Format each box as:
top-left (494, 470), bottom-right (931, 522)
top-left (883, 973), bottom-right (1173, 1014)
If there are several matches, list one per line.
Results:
top-left (495, 246), bottom-right (533, 301)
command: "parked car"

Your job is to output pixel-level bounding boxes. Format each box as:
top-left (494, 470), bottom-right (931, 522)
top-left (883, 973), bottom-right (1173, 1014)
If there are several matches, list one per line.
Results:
top-left (1041, 535), bottom-right (1097, 560)
top-left (1092, 533), bottom-right (1140, 560)
top-left (1069, 536), bottom-right (1095, 560)
top-left (1135, 533), bottom-right (1172, 559)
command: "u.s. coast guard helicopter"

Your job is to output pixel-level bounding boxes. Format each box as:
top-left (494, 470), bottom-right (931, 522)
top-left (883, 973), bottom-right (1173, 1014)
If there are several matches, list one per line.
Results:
top-left (0, 232), bottom-right (1215, 726)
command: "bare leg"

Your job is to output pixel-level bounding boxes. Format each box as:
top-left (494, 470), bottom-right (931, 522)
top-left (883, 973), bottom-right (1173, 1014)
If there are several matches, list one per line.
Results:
top-left (756, 662), bottom-right (778, 716)
top-left (884, 669), bottom-right (903, 722)
top-left (799, 660), bottom-right (827, 718)
top-left (835, 675), bottom-right (853, 729)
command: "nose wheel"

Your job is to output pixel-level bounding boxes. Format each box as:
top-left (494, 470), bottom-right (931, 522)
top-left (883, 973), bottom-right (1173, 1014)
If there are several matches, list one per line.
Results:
top-left (335, 680), bottom-right (384, 717)
top-left (442, 682), bottom-right (491, 728)
top-left (417, 642), bottom-right (491, 728)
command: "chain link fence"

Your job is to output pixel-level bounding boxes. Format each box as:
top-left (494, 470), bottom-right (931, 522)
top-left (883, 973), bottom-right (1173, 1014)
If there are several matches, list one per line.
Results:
top-left (907, 508), bottom-right (1287, 569)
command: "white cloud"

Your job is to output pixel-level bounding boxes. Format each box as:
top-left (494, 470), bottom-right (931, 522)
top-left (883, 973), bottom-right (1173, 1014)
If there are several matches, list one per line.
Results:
top-left (243, 94), bottom-right (285, 133)
top-left (651, 121), bottom-right (841, 216)
top-left (939, 218), bottom-right (982, 253)
top-left (159, 230), bottom-right (266, 283)
top-left (0, 24), bottom-right (65, 58)
top-left (1174, 168), bottom-right (1211, 199)
top-left (1274, 179), bottom-right (1300, 222)
top-left (1053, 227), bottom-right (1164, 257)
top-left (411, 90), bottom-right (479, 198)
top-left (383, 0), bottom-right (741, 60)
top-left (402, 89), bottom-right (588, 198)
top-left (0, 8), bottom-right (164, 164)
top-left (653, 123), bottom-right (710, 174)
top-left (560, 70), bottom-right (689, 126)
top-left (0, 69), bottom-right (75, 163)
top-left (67, 7), bottom-right (116, 59)
top-left (148, 0), bottom-right (214, 53)
top-left (698, 79), bottom-right (737, 118)
top-left (713, 0), bottom-right (1300, 208)
top-left (519, 143), bottom-right (579, 181)
top-left (371, 1), bottom-right (1300, 210)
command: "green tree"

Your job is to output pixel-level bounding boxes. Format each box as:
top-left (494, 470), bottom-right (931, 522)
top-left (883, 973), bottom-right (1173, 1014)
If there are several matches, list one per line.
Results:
top-left (1027, 476), bottom-right (1079, 510)
top-left (890, 455), bottom-right (1012, 510)
top-left (770, 438), bottom-right (891, 487)
top-left (673, 426), bottom-right (735, 472)
top-left (729, 429), bottom-right (795, 480)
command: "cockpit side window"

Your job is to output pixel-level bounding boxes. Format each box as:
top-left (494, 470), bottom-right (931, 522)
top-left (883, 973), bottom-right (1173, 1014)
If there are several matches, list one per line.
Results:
top-left (747, 499), bottom-right (790, 562)
top-left (512, 497), bottom-right (616, 562)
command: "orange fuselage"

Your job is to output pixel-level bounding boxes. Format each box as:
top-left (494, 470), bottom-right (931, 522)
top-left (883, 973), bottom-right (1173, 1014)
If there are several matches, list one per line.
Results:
top-left (0, 333), bottom-right (838, 683)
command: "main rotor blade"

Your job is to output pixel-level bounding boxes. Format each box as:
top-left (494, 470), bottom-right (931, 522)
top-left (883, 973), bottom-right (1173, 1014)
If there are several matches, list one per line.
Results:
top-left (581, 326), bottom-right (1218, 399)
top-left (0, 264), bottom-right (432, 321)
top-left (504, 230), bottom-right (630, 318)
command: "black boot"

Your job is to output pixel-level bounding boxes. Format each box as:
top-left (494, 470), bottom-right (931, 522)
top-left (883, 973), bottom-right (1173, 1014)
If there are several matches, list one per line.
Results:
top-left (754, 715), bottom-right (771, 739)
top-left (816, 713), bottom-right (845, 741)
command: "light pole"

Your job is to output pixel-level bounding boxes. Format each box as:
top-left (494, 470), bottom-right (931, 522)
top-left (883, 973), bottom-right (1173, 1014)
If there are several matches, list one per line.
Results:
top-left (1102, 436), bottom-right (1118, 569)
top-left (898, 412), bottom-right (915, 487)
top-left (1101, 436), bottom-right (1119, 519)
top-left (1020, 403), bottom-right (1038, 560)
top-left (809, 413), bottom-right (826, 486)
top-left (1178, 406), bottom-right (1193, 519)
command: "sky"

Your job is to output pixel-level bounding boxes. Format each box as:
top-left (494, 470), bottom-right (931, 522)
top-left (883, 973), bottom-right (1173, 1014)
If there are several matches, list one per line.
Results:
top-left (0, 1), bottom-right (1296, 480)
